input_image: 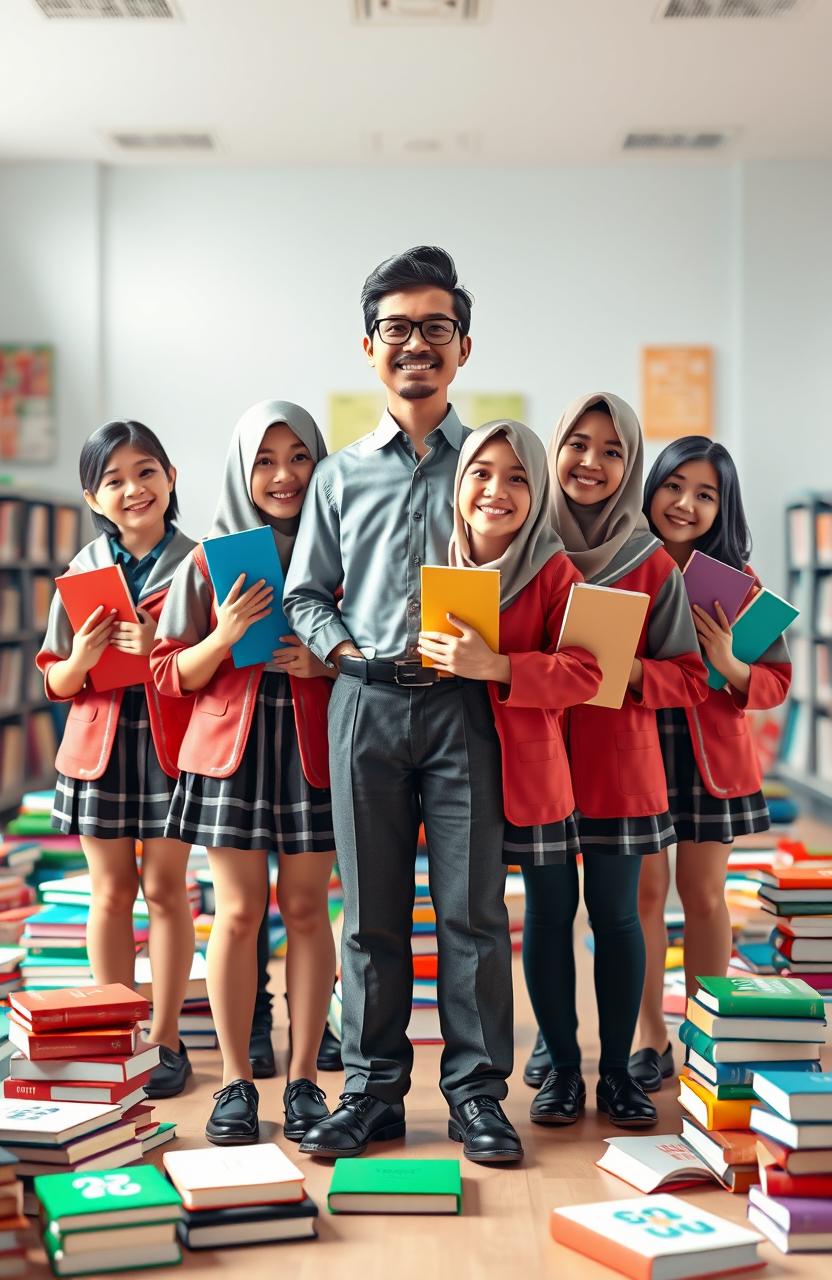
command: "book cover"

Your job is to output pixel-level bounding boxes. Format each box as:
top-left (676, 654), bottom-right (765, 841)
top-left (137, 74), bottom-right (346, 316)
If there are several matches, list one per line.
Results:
top-left (43, 1231), bottom-right (180, 1276)
top-left (202, 526), bottom-right (289, 669)
top-left (16, 1136), bottom-right (144, 1179)
top-left (751, 1104), bottom-right (832, 1150)
top-left (9, 1041), bottom-right (158, 1085)
top-left (7, 1017), bottom-right (139, 1061)
top-left (550, 1194), bottom-right (762, 1279)
top-left (680, 1065), bottom-right (756, 1102)
top-left (555, 581), bottom-right (650, 710)
top-left (695, 974), bottom-right (824, 1019)
top-left (163, 1142), bottom-right (305, 1210)
top-left (54, 565), bottom-right (150, 692)
top-left (680, 1118), bottom-right (758, 1172)
top-left (420, 566), bottom-right (500, 668)
top-left (682, 550), bottom-right (754, 625)
top-left (678, 1075), bottom-right (754, 1131)
top-left (748, 1184), bottom-right (832, 1235)
top-left (679, 1019), bottom-right (821, 1064)
top-left (0, 1097), bottom-right (120, 1145)
top-left (35, 1163), bottom-right (182, 1232)
top-left (2, 1074), bottom-right (150, 1108)
top-left (754, 865), bottom-right (832, 891)
top-left (685, 996), bottom-right (826, 1043)
top-left (752, 1070), bottom-right (832, 1122)
top-left (9, 984), bottom-right (149, 1033)
top-left (757, 1142), bottom-right (832, 1197)
top-left (706, 587), bottom-right (799, 691)
top-left (595, 1135), bottom-right (717, 1195)
top-left (756, 1134), bottom-right (832, 1175)
top-left (2, 1116), bottom-right (136, 1167)
top-left (178, 1196), bottom-right (318, 1248)
top-left (327, 1157), bottom-right (461, 1214)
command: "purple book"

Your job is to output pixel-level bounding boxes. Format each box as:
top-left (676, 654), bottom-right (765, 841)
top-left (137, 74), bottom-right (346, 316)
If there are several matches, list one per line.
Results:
top-left (681, 549), bottom-right (755, 625)
top-left (749, 1185), bottom-right (832, 1232)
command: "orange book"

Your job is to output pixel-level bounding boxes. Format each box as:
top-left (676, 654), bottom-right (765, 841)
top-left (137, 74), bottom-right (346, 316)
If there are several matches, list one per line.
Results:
top-left (678, 1074), bottom-right (754, 1131)
top-left (556, 581), bottom-right (650, 709)
top-left (412, 904), bottom-right (436, 924)
top-left (753, 864), bottom-right (832, 890)
top-left (419, 566), bottom-right (500, 668)
top-left (54, 565), bottom-right (149, 692)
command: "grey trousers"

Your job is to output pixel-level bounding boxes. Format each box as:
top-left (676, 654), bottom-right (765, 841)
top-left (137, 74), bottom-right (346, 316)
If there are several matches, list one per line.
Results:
top-left (328, 673), bottom-right (513, 1107)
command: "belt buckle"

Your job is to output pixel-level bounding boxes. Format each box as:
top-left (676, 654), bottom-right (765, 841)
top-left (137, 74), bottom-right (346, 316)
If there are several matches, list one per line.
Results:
top-left (394, 661), bottom-right (437, 686)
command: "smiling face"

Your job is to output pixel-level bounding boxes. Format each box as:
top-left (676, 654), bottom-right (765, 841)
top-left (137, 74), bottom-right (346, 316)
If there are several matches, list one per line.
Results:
top-left (363, 286), bottom-right (471, 405)
top-left (555, 407), bottom-right (626, 505)
top-left (649, 458), bottom-right (721, 549)
top-left (458, 433), bottom-right (531, 561)
top-left (84, 443), bottom-right (174, 540)
top-left (249, 422), bottom-right (315, 522)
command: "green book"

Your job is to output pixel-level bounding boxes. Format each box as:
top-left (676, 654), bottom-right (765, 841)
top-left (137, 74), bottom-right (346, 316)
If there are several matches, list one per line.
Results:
top-left (5, 813), bottom-right (55, 835)
top-left (35, 1164), bottom-right (182, 1233)
top-left (328, 1158), bottom-right (461, 1214)
top-left (706, 587), bottom-right (798, 690)
top-left (696, 975), bottom-right (825, 1019)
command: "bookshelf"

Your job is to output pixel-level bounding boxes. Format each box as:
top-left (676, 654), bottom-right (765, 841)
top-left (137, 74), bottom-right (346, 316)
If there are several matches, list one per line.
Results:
top-left (778, 492), bottom-right (832, 811)
top-left (0, 489), bottom-right (84, 815)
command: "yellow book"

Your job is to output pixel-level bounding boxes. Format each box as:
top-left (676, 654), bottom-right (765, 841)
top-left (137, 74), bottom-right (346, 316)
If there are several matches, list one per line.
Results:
top-left (665, 945), bottom-right (684, 971)
top-left (555, 581), bottom-right (650, 709)
top-left (678, 1074), bottom-right (754, 1131)
top-left (420, 566), bottom-right (500, 668)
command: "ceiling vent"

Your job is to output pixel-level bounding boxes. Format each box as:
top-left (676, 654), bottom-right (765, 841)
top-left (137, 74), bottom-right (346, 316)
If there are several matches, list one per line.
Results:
top-left (354, 0), bottom-right (484, 23)
top-left (623, 131), bottom-right (731, 150)
top-left (655, 0), bottom-right (809, 18)
top-left (108, 131), bottom-right (215, 152)
top-left (33, 1), bottom-right (178, 18)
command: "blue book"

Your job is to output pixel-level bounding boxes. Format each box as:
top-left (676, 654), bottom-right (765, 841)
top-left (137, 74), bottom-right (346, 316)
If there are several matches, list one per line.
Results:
top-left (202, 526), bottom-right (290, 670)
top-left (23, 906), bottom-right (89, 928)
top-left (707, 586), bottom-right (798, 690)
top-left (735, 940), bottom-right (779, 973)
top-left (752, 1070), bottom-right (832, 1121)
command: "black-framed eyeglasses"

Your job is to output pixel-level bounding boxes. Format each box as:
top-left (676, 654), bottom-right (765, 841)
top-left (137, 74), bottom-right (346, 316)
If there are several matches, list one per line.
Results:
top-left (372, 316), bottom-right (461, 346)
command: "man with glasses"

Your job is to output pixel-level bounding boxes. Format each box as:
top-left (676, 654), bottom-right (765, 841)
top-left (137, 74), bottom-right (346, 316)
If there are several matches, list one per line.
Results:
top-left (283, 246), bottom-right (521, 1164)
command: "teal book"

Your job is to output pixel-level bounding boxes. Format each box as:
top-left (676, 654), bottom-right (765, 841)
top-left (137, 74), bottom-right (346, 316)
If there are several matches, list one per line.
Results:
top-left (35, 1163), bottom-right (182, 1232)
top-left (696, 974), bottom-right (825, 1019)
top-left (328, 1158), bottom-right (461, 1214)
top-left (707, 587), bottom-right (798, 690)
top-left (202, 526), bottom-right (290, 669)
top-left (678, 1020), bottom-right (822, 1065)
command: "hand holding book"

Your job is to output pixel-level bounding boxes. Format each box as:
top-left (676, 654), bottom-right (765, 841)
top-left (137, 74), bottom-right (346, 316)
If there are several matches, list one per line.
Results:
top-left (213, 573), bottom-right (273, 652)
top-left (692, 600), bottom-right (750, 694)
top-left (69, 605), bottom-right (118, 676)
top-left (418, 613), bottom-right (510, 683)
top-left (110, 609), bottom-right (156, 656)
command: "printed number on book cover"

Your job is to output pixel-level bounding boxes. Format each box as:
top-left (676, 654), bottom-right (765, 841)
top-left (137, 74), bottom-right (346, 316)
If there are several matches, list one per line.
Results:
top-left (5, 1105), bottom-right (60, 1120)
top-left (614, 1207), bottom-right (715, 1240)
top-left (71, 1174), bottom-right (143, 1200)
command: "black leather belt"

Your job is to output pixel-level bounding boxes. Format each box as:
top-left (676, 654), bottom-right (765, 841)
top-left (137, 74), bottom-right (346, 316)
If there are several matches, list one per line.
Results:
top-left (338, 656), bottom-right (455, 686)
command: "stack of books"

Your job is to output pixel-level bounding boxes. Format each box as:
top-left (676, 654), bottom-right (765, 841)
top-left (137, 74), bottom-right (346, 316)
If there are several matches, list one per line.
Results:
top-left (163, 1143), bottom-right (318, 1249)
top-left (748, 1069), bottom-right (832, 1252)
top-left (16, 905), bottom-right (149, 994)
top-left (0, 1147), bottom-right (26, 1276)
top-left (35, 1163), bottom-right (183, 1275)
top-left (0, 841), bottom-right (39, 883)
top-left (677, 975), bottom-right (827, 1192)
top-left (750, 864), bottom-right (832, 997)
top-left (134, 953), bottom-right (217, 1052)
top-left (37, 872), bottom-right (201, 919)
top-left (0, 947), bottom-right (24, 1001)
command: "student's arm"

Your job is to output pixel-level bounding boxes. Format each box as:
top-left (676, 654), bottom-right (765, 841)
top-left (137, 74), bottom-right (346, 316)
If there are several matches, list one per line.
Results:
top-left (283, 469), bottom-right (360, 664)
top-left (36, 584), bottom-right (117, 701)
top-left (727, 632), bottom-right (791, 711)
top-left (632, 565), bottom-right (709, 709)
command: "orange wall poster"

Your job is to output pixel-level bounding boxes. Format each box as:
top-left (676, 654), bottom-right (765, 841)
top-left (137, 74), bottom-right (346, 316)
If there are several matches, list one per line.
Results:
top-left (641, 345), bottom-right (713, 440)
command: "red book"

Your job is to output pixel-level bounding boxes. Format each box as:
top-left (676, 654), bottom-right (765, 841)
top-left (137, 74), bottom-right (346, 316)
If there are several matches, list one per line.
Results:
top-left (757, 1134), bottom-right (832, 1176)
top-left (753, 865), bottom-right (832, 890)
top-left (9, 983), bottom-right (149, 1033)
top-left (2, 1070), bottom-right (152, 1107)
top-left (413, 955), bottom-right (438, 979)
top-left (54, 564), bottom-right (150, 692)
top-left (7, 1014), bottom-right (140, 1061)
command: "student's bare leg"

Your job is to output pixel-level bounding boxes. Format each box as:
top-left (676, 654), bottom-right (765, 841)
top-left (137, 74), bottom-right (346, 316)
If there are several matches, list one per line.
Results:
top-left (207, 847), bottom-right (269, 1085)
top-left (277, 849), bottom-right (336, 1082)
top-left (140, 838), bottom-right (195, 1053)
top-left (81, 836), bottom-right (139, 989)
top-left (676, 840), bottom-right (732, 998)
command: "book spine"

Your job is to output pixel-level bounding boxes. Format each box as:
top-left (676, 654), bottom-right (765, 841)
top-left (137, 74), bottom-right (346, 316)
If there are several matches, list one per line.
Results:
top-left (716, 996), bottom-right (824, 1019)
top-left (1, 1079), bottom-right (103, 1102)
top-left (763, 1167), bottom-right (832, 1197)
top-left (14, 1028), bottom-right (135, 1060)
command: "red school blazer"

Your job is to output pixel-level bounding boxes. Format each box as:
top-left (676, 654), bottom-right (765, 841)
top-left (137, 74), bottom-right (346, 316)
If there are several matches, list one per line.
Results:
top-left (488, 553), bottom-right (602, 827)
top-left (37, 587), bottom-right (192, 781)
top-left (149, 548), bottom-right (331, 788)
top-left (685, 565), bottom-right (791, 799)
top-left (567, 548), bottom-right (709, 819)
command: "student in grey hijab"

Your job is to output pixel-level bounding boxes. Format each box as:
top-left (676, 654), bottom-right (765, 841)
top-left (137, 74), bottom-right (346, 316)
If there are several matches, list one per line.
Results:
top-left (152, 400), bottom-right (336, 1148)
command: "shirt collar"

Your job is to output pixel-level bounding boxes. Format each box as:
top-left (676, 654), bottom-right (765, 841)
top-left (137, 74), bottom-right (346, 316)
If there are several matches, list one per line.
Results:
top-left (109, 525), bottom-right (174, 568)
top-left (360, 403), bottom-right (465, 455)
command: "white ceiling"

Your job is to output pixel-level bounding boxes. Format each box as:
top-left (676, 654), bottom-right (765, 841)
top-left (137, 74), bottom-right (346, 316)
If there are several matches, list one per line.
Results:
top-left (1, 0), bottom-right (831, 166)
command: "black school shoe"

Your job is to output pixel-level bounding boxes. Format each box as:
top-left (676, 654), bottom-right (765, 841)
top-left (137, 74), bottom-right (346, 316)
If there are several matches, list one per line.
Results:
top-left (299, 1093), bottom-right (405, 1157)
top-left (522, 1031), bottom-right (552, 1088)
top-left (283, 1079), bottom-right (329, 1142)
top-left (248, 1016), bottom-right (277, 1080)
top-left (144, 1041), bottom-right (192, 1099)
top-left (316, 1023), bottom-right (343, 1072)
top-left (530, 1069), bottom-right (586, 1126)
top-left (628, 1043), bottom-right (674, 1093)
top-left (596, 1071), bottom-right (658, 1128)
top-left (448, 1097), bottom-right (524, 1164)
top-left (205, 1079), bottom-right (260, 1145)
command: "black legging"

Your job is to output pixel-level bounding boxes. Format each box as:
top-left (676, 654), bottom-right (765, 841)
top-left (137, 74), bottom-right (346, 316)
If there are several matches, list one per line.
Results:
top-left (522, 855), bottom-right (645, 1075)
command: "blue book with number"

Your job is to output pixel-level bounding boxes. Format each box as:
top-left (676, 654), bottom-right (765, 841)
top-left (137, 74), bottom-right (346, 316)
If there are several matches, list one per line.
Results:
top-left (706, 586), bottom-right (799, 690)
top-left (202, 526), bottom-right (290, 670)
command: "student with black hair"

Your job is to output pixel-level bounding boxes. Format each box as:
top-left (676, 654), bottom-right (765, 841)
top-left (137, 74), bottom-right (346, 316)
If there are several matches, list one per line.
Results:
top-left (36, 420), bottom-right (197, 1099)
top-left (283, 246), bottom-right (523, 1165)
top-left (630, 436), bottom-right (792, 1093)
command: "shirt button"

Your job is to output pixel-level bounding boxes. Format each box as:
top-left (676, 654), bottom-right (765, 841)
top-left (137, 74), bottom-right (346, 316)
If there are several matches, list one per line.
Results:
top-left (408, 600), bottom-right (420, 614)
top-left (413, 511), bottom-right (423, 521)
top-left (412, 553), bottom-right (420, 564)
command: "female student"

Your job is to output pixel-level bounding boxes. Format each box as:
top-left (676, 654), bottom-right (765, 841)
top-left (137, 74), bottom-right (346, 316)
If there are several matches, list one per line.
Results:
top-left (151, 400), bottom-right (336, 1146)
top-left (37, 420), bottom-right (197, 1099)
top-left (630, 437), bottom-right (791, 1092)
top-left (529, 392), bottom-right (708, 1129)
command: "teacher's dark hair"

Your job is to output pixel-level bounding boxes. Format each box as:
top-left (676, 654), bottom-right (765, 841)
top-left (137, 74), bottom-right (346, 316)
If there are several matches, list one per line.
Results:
top-left (643, 435), bottom-right (751, 570)
top-left (80, 419), bottom-right (179, 537)
top-left (361, 245), bottom-right (473, 337)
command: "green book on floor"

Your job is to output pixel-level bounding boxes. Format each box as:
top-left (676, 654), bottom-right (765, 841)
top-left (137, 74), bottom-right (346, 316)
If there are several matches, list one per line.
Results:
top-left (695, 975), bottom-right (825, 1019)
top-left (35, 1164), bottom-right (182, 1233)
top-left (328, 1158), bottom-right (461, 1214)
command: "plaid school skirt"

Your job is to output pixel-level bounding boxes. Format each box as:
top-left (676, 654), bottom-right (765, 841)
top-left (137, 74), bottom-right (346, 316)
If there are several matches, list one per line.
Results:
top-left (164, 671), bottom-right (334, 854)
top-left (503, 812), bottom-right (581, 867)
top-left (51, 686), bottom-right (176, 841)
top-left (658, 706), bottom-right (770, 845)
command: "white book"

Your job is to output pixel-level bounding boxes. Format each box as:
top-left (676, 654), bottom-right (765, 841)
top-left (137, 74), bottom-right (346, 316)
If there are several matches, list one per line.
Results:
top-left (134, 952), bottom-right (207, 1000)
top-left (8, 1041), bottom-right (159, 1084)
top-left (45, 1240), bottom-right (180, 1276)
top-left (47, 1221), bottom-right (176, 1256)
top-left (163, 1142), bottom-right (305, 1211)
top-left (596, 1135), bottom-right (716, 1194)
top-left (0, 948), bottom-right (24, 973)
top-left (0, 1097), bottom-right (119, 1145)
top-left (750, 1104), bottom-right (832, 1149)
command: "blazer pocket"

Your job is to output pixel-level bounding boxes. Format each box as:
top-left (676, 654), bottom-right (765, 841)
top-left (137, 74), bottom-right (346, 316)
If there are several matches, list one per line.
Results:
top-left (517, 738), bottom-right (561, 763)
top-left (616, 729), bottom-right (661, 797)
top-left (197, 695), bottom-right (229, 717)
top-left (716, 713), bottom-right (748, 737)
top-left (67, 702), bottom-right (98, 724)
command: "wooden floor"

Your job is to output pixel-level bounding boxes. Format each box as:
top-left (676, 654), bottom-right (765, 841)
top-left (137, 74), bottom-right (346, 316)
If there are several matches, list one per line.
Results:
top-left (26, 816), bottom-right (832, 1279)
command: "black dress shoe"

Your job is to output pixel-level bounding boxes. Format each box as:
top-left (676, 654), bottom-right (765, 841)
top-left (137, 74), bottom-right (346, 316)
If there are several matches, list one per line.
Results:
top-left (144, 1041), bottom-right (192, 1099)
top-left (530, 1069), bottom-right (586, 1126)
top-left (248, 1018), bottom-right (277, 1080)
top-left (316, 1022), bottom-right (343, 1072)
top-left (522, 1031), bottom-right (552, 1088)
top-left (448, 1097), bottom-right (523, 1164)
top-left (205, 1079), bottom-right (260, 1145)
top-left (283, 1079), bottom-right (329, 1142)
top-left (628, 1043), bottom-right (674, 1093)
top-left (298, 1092), bottom-right (405, 1157)
top-left (596, 1071), bottom-right (658, 1128)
